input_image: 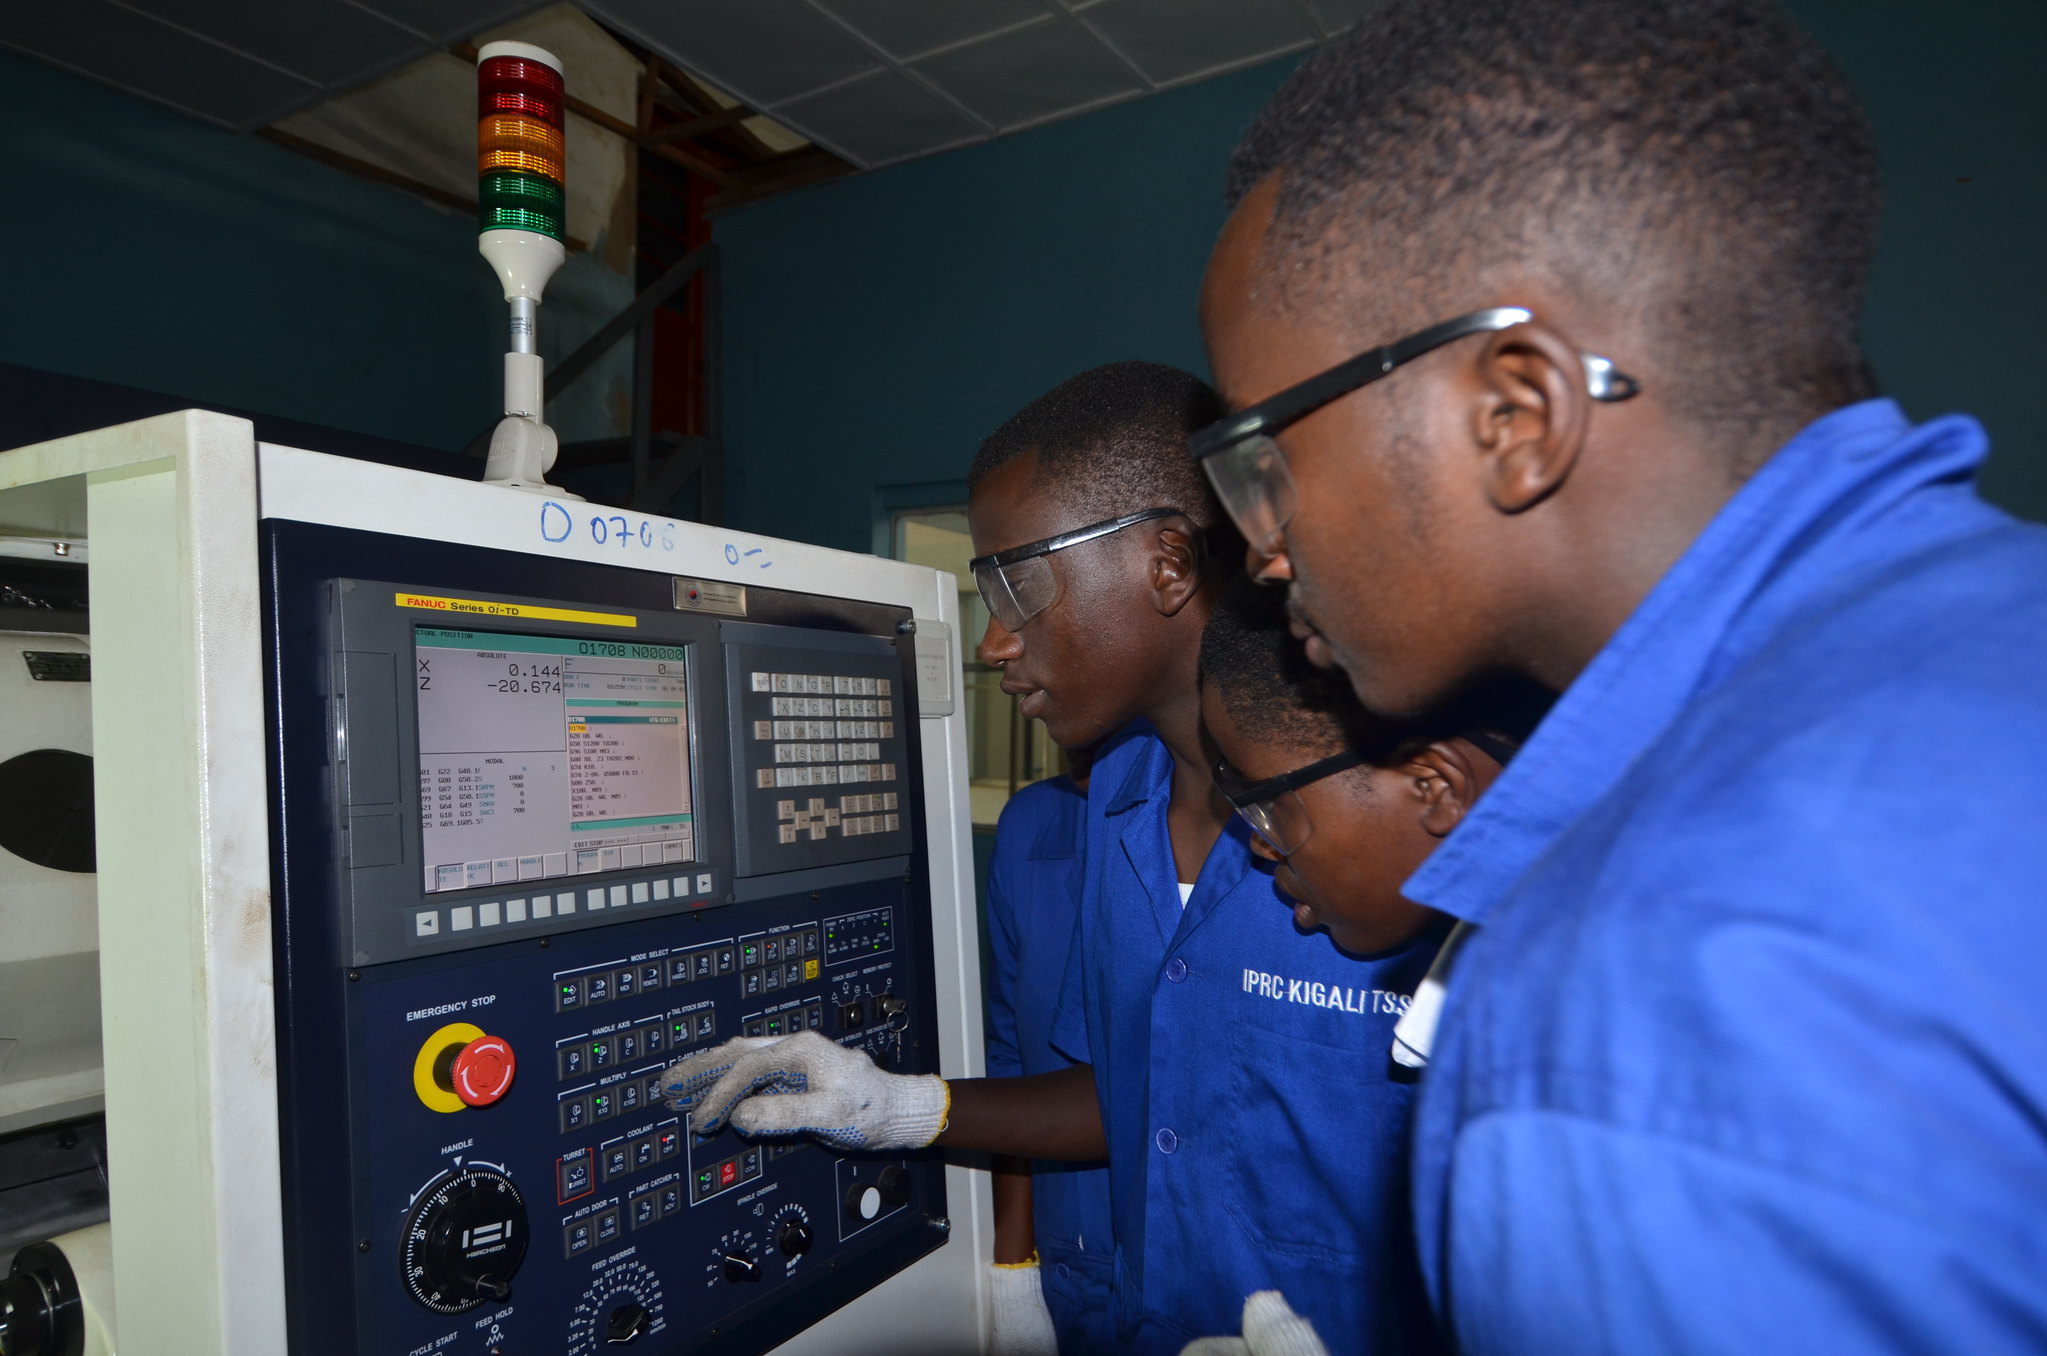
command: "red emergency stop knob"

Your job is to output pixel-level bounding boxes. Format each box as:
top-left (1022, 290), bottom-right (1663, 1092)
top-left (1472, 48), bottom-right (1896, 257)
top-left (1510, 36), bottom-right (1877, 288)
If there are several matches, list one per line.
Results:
top-left (449, 1035), bottom-right (517, 1106)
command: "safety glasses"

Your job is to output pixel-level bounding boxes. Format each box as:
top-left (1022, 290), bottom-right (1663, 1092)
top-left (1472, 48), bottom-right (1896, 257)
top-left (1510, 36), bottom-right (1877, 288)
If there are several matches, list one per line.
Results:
top-left (1213, 748), bottom-right (1367, 857)
top-left (969, 507), bottom-right (1184, 632)
top-left (1187, 306), bottom-right (1641, 557)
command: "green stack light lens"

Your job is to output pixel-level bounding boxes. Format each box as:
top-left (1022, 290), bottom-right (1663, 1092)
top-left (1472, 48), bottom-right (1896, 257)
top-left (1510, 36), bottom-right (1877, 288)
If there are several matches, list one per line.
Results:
top-left (480, 170), bottom-right (564, 240)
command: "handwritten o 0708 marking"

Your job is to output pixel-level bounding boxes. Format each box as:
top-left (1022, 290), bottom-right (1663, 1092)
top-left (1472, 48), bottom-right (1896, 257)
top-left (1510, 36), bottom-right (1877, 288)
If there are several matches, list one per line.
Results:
top-left (540, 501), bottom-right (572, 543)
top-left (724, 543), bottom-right (740, 565)
top-left (536, 503), bottom-right (680, 555)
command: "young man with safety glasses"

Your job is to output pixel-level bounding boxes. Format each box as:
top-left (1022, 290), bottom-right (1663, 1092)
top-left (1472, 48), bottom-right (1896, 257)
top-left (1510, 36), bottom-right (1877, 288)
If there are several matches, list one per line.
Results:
top-left (1182, 574), bottom-right (1528, 1352)
top-left (662, 362), bottom-right (1452, 1353)
top-left (1193, 0), bottom-right (2047, 1349)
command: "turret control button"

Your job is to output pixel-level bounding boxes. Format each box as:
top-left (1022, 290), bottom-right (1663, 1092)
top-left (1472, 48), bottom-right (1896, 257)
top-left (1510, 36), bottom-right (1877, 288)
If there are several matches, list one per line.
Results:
top-left (450, 1036), bottom-right (516, 1106)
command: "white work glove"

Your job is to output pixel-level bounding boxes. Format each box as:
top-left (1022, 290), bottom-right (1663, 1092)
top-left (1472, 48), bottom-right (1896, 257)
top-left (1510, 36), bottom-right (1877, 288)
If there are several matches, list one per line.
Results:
top-left (1180, 1291), bottom-right (1330, 1356)
top-left (660, 1031), bottom-right (948, 1151)
top-left (989, 1259), bottom-right (1060, 1356)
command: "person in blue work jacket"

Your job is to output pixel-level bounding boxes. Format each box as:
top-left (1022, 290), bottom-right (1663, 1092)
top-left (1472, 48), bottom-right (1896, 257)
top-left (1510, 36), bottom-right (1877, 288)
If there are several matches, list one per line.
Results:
top-left (1194, 0), bottom-right (2047, 1351)
top-left (661, 362), bottom-right (1448, 1354)
top-left (985, 751), bottom-right (1116, 1354)
top-left (1182, 577), bottom-right (1531, 1355)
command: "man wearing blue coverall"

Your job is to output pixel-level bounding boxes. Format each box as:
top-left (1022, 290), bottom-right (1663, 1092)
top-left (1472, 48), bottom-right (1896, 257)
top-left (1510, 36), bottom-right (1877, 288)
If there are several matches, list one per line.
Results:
top-left (1194, 0), bottom-right (2047, 1350)
top-left (664, 363), bottom-right (1444, 1354)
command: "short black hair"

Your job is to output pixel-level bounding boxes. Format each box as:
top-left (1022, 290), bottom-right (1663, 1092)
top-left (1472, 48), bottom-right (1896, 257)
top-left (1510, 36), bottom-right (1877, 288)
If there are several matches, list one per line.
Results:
top-left (1225, 0), bottom-right (1880, 436)
top-left (968, 361), bottom-right (1230, 536)
top-left (1199, 574), bottom-right (1406, 761)
top-left (1200, 574), bottom-right (1546, 764)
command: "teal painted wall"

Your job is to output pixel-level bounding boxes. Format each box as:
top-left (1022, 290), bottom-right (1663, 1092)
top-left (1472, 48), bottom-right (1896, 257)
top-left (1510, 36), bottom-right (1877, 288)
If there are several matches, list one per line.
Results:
top-left (1, 48), bottom-right (503, 452)
top-left (1793, 0), bottom-right (2047, 516)
top-left (716, 61), bottom-right (1298, 555)
top-left (3, 6), bottom-right (2038, 509)
top-left (719, 11), bottom-right (2047, 549)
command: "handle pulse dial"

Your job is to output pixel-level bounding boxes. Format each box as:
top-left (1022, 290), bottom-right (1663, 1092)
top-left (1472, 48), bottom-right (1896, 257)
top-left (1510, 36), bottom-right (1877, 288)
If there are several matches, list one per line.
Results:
top-left (399, 1165), bottom-right (529, 1314)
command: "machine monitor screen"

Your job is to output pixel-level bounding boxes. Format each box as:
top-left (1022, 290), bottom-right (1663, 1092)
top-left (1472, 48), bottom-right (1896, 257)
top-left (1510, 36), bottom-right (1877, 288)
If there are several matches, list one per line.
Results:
top-left (413, 627), bottom-right (694, 892)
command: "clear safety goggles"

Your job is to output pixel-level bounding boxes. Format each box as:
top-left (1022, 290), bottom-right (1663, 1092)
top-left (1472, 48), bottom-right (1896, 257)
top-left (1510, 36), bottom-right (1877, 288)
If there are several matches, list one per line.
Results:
top-left (1213, 748), bottom-right (1367, 857)
top-left (1189, 306), bottom-right (1641, 557)
top-left (969, 507), bottom-right (1185, 632)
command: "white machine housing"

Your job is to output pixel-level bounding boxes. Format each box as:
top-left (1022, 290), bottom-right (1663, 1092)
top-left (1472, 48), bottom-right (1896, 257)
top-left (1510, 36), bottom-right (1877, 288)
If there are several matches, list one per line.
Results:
top-left (0, 411), bottom-right (991, 1355)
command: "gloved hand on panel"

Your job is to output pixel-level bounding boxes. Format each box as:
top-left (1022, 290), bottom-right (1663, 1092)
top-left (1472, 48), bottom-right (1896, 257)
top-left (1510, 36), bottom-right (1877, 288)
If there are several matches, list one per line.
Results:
top-left (660, 1031), bottom-right (948, 1151)
top-left (1179, 1291), bottom-right (1330, 1356)
top-left (989, 1258), bottom-right (1060, 1356)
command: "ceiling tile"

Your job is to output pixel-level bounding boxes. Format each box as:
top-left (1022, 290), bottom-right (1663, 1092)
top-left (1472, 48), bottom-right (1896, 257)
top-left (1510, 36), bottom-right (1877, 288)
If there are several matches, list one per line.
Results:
top-left (812, 0), bottom-right (1053, 61)
top-left (348, 0), bottom-right (551, 42)
top-left (120, 0), bottom-right (422, 87)
top-left (584, 0), bottom-right (879, 107)
top-left (0, 0), bottom-right (316, 127)
top-left (773, 68), bottom-right (983, 167)
top-left (1080, 0), bottom-right (1317, 84)
top-left (913, 19), bottom-right (1140, 130)
top-left (1304, 0), bottom-right (1383, 35)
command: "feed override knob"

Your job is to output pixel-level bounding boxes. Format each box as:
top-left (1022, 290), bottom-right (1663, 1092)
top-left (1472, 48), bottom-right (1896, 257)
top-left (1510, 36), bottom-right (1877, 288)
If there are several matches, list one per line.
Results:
top-left (605, 1301), bottom-right (650, 1342)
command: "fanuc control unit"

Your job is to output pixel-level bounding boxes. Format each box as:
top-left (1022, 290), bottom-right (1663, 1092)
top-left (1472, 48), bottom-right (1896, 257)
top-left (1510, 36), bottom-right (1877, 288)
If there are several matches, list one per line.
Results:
top-left (268, 514), bottom-right (968, 1356)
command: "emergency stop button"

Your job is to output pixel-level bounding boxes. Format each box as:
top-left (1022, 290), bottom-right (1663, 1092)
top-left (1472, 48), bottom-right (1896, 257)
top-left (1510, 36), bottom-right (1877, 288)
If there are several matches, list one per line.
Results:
top-left (451, 1035), bottom-right (517, 1106)
top-left (413, 1021), bottom-right (516, 1113)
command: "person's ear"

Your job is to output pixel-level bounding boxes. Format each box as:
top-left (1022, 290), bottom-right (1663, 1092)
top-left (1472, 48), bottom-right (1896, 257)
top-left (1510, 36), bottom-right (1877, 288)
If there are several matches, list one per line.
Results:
top-left (1469, 321), bottom-right (1595, 514)
top-left (1147, 522), bottom-right (1206, 617)
top-left (1405, 739), bottom-right (1488, 838)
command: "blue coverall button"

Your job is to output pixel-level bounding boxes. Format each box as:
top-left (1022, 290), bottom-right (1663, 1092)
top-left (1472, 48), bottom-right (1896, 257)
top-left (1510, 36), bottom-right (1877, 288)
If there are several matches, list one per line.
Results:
top-left (1164, 957), bottom-right (1187, 982)
top-left (1155, 1127), bottom-right (1179, 1154)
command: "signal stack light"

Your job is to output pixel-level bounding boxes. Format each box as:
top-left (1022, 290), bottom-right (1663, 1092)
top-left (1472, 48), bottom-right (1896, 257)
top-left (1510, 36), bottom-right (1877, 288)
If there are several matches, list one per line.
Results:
top-left (475, 41), bottom-right (577, 497)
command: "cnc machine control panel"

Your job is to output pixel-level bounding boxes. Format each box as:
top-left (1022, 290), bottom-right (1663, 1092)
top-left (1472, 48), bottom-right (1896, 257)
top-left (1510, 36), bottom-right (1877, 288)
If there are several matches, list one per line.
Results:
top-left (263, 523), bottom-right (949, 1356)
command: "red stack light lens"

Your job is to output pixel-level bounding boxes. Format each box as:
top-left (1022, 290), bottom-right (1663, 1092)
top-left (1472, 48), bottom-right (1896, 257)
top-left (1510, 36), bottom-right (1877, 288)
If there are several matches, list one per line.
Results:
top-left (478, 56), bottom-right (563, 127)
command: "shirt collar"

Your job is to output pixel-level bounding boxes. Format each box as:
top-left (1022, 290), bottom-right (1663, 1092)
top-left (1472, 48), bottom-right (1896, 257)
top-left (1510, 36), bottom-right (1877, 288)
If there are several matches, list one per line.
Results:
top-left (1405, 399), bottom-right (1982, 923)
top-left (1025, 777), bottom-right (1086, 860)
top-left (1102, 724), bottom-right (1170, 816)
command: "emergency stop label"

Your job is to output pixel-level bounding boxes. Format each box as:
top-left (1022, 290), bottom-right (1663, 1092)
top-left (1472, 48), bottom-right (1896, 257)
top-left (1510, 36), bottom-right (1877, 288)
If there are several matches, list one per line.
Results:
top-left (1242, 968), bottom-right (1412, 1017)
top-left (395, 591), bottom-right (638, 629)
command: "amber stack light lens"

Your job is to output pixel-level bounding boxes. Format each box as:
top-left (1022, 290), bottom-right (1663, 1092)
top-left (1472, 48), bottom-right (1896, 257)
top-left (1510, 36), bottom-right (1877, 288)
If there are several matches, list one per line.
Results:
top-left (477, 54), bottom-right (564, 240)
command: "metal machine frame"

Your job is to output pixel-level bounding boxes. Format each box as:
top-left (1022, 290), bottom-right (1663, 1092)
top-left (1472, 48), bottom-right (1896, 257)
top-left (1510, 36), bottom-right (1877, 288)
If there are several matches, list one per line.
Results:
top-left (0, 410), bottom-right (991, 1354)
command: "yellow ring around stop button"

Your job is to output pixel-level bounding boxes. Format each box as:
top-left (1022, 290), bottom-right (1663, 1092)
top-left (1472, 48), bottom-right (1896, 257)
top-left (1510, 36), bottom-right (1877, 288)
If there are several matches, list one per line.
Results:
top-left (414, 1021), bottom-right (485, 1113)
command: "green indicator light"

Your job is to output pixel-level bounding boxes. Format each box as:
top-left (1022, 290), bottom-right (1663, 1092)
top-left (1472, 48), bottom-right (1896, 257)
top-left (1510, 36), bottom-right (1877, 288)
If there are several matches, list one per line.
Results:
top-left (481, 168), bottom-right (564, 214)
top-left (480, 204), bottom-right (564, 240)
top-left (479, 171), bottom-right (564, 239)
